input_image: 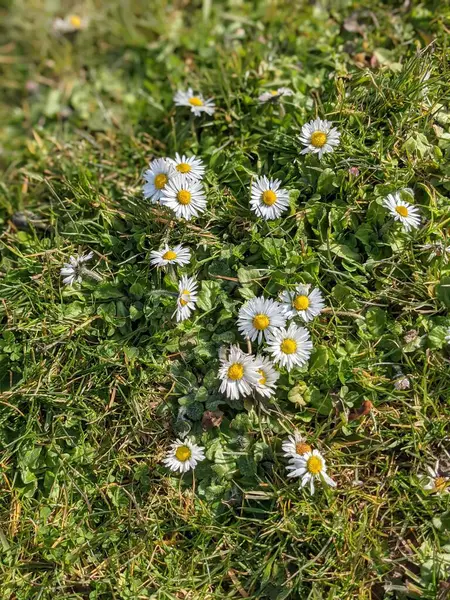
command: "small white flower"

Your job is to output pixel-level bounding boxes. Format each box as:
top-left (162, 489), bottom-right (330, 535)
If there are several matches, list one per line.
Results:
top-left (282, 431), bottom-right (312, 461)
top-left (143, 158), bottom-right (175, 204)
top-left (299, 118), bottom-right (340, 158)
top-left (286, 449), bottom-right (336, 495)
top-left (60, 251), bottom-right (94, 285)
top-left (52, 14), bottom-right (88, 34)
top-left (150, 244), bottom-right (191, 268)
top-left (254, 355), bottom-right (279, 398)
top-left (258, 87), bottom-right (293, 103)
top-left (280, 284), bottom-right (325, 323)
top-left (161, 176), bottom-right (207, 221)
top-left (383, 192), bottom-right (421, 232)
top-left (266, 322), bottom-right (313, 371)
top-left (446, 327), bottom-right (450, 345)
top-left (420, 460), bottom-right (449, 494)
top-left (394, 375), bottom-right (410, 390)
top-left (218, 345), bottom-right (261, 400)
top-left (174, 88), bottom-right (215, 117)
top-left (174, 275), bottom-right (198, 322)
top-left (162, 438), bottom-right (205, 473)
top-left (237, 296), bottom-right (287, 344)
top-left (167, 153), bottom-right (205, 181)
top-left (250, 176), bottom-right (290, 220)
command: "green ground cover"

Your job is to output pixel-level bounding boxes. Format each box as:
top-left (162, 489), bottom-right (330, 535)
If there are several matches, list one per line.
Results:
top-left (1, 0), bottom-right (450, 598)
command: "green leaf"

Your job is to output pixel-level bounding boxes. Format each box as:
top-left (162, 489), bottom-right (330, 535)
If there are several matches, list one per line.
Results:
top-left (237, 267), bottom-right (262, 284)
top-left (317, 168), bottom-right (337, 195)
top-left (427, 325), bottom-right (448, 349)
top-left (437, 277), bottom-right (450, 308)
top-left (197, 280), bottom-right (222, 311)
top-left (309, 347), bottom-right (328, 372)
top-left (365, 307), bottom-right (386, 336)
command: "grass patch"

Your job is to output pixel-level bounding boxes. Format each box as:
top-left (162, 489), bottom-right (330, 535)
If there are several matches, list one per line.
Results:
top-left (1, 0), bottom-right (450, 598)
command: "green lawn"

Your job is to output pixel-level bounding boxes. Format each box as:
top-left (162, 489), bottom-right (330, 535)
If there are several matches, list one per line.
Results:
top-left (1, 0), bottom-right (450, 598)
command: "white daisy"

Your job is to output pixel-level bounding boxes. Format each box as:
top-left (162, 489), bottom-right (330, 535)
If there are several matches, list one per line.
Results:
top-left (299, 118), bottom-right (341, 158)
top-left (237, 296), bottom-right (287, 344)
top-left (282, 431), bottom-right (312, 461)
top-left (218, 345), bottom-right (261, 400)
top-left (446, 327), bottom-right (450, 345)
top-left (280, 284), bottom-right (325, 323)
top-left (254, 355), bottom-right (279, 398)
top-left (258, 87), bottom-right (293, 103)
top-left (250, 176), bottom-right (290, 220)
top-left (266, 322), bottom-right (313, 371)
top-left (174, 275), bottom-right (198, 322)
top-left (149, 244), bottom-right (191, 268)
top-left (420, 460), bottom-right (449, 494)
top-left (167, 153), bottom-right (205, 181)
top-left (143, 158), bottom-right (175, 204)
top-left (60, 251), bottom-right (95, 285)
top-left (52, 14), bottom-right (88, 34)
top-left (383, 192), bottom-right (421, 232)
top-left (161, 176), bottom-right (207, 221)
top-left (162, 438), bottom-right (205, 473)
top-left (174, 88), bottom-right (215, 117)
top-left (286, 449), bottom-right (336, 495)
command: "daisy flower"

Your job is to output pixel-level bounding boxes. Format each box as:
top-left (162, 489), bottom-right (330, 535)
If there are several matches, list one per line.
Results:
top-left (254, 355), bottom-right (279, 398)
top-left (250, 176), bottom-right (290, 220)
top-left (282, 431), bottom-right (312, 461)
top-left (446, 327), bottom-right (450, 345)
top-left (383, 192), bottom-right (421, 232)
top-left (60, 251), bottom-right (98, 285)
top-left (161, 176), bottom-right (207, 221)
top-left (174, 275), bottom-right (198, 322)
top-left (287, 449), bottom-right (336, 495)
top-left (420, 460), bottom-right (449, 494)
top-left (162, 438), bottom-right (205, 473)
top-left (150, 244), bottom-right (191, 268)
top-left (237, 296), bottom-right (287, 344)
top-left (266, 322), bottom-right (313, 371)
top-left (167, 153), bottom-right (205, 181)
top-left (52, 14), bottom-right (88, 34)
top-left (143, 158), bottom-right (175, 204)
top-left (174, 88), bottom-right (215, 117)
top-left (258, 87), bottom-right (293, 103)
top-left (299, 118), bottom-right (341, 158)
top-left (280, 283), bottom-right (325, 323)
top-left (218, 345), bottom-right (261, 400)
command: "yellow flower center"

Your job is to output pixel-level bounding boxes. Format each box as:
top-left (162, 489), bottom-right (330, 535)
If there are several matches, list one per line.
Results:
top-left (280, 338), bottom-right (297, 354)
top-left (270, 90), bottom-right (279, 96)
top-left (176, 162), bottom-right (192, 174)
top-left (295, 442), bottom-right (312, 456)
top-left (154, 173), bottom-right (168, 189)
top-left (395, 205), bottom-right (409, 217)
top-left (188, 97), bottom-right (204, 107)
top-left (69, 15), bottom-right (82, 28)
top-left (252, 314), bottom-right (270, 330)
top-left (177, 190), bottom-right (192, 205)
top-left (258, 369), bottom-right (267, 385)
top-left (306, 455), bottom-right (323, 475)
top-left (228, 363), bottom-right (244, 381)
top-left (435, 477), bottom-right (448, 492)
top-left (162, 250), bottom-right (177, 260)
top-left (179, 290), bottom-right (190, 306)
top-left (262, 190), bottom-right (277, 206)
top-left (310, 131), bottom-right (327, 148)
top-left (293, 295), bottom-right (310, 311)
top-left (175, 446), bottom-right (191, 462)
